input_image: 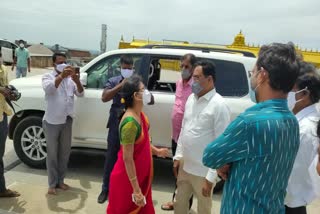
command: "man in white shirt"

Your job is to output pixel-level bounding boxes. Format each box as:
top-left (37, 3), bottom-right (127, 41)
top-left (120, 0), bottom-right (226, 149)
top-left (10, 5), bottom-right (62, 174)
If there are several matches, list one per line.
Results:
top-left (285, 62), bottom-right (320, 214)
top-left (173, 61), bottom-right (230, 214)
top-left (42, 53), bottom-right (84, 195)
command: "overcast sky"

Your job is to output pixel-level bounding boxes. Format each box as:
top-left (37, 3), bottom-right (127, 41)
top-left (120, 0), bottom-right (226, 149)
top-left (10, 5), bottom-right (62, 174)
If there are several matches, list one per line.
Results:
top-left (1, 0), bottom-right (320, 51)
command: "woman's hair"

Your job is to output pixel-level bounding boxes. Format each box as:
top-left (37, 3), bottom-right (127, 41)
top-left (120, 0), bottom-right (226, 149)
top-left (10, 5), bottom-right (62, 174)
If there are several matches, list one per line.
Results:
top-left (120, 74), bottom-right (143, 109)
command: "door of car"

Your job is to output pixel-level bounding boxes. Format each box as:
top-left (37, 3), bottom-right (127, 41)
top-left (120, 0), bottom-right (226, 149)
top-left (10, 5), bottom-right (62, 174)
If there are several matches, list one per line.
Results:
top-left (143, 54), bottom-right (181, 150)
top-left (72, 54), bottom-right (147, 149)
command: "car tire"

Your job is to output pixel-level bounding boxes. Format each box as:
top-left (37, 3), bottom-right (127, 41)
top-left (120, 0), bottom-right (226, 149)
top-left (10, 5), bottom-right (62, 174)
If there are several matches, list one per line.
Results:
top-left (13, 116), bottom-right (47, 169)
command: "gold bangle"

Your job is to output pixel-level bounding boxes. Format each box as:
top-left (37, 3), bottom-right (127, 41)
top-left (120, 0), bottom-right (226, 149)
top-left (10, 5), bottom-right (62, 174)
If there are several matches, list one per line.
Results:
top-left (129, 176), bottom-right (137, 181)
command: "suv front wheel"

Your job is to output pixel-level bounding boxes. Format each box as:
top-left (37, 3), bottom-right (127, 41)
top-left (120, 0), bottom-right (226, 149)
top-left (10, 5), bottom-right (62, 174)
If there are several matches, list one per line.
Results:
top-left (13, 116), bottom-right (47, 169)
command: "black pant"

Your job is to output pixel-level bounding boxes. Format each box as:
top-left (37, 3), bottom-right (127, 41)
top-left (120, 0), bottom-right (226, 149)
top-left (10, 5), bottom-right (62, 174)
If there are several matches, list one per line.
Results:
top-left (285, 205), bottom-right (307, 214)
top-left (102, 124), bottom-right (120, 192)
top-left (0, 114), bottom-right (8, 192)
top-left (172, 139), bottom-right (193, 209)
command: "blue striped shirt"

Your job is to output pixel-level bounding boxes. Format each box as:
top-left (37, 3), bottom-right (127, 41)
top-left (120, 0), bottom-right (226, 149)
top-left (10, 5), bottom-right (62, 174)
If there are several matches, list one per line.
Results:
top-left (203, 99), bottom-right (299, 214)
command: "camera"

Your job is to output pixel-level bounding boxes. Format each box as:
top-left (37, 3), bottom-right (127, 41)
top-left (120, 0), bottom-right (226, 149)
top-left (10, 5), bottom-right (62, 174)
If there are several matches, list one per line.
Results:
top-left (6, 85), bottom-right (21, 101)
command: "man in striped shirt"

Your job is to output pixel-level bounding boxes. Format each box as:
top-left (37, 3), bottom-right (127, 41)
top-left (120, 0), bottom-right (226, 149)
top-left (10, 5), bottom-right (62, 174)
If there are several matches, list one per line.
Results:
top-left (203, 42), bottom-right (300, 214)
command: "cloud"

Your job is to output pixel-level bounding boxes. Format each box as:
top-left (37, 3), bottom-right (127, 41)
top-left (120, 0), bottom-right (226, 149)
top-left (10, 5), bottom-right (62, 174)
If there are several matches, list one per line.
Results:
top-left (1, 0), bottom-right (319, 51)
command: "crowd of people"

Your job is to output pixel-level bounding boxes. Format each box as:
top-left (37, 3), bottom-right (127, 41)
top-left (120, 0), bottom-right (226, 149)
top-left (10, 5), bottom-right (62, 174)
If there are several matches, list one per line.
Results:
top-left (0, 41), bottom-right (320, 214)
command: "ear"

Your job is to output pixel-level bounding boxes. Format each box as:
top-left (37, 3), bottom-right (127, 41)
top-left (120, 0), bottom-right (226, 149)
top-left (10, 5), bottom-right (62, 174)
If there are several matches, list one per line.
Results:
top-left (258, 67), bottom-right (269, 81)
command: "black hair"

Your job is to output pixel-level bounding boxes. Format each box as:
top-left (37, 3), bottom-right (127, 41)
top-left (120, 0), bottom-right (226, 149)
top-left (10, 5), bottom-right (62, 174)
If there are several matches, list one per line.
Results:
top-left (257, 42), bottom-right (300, 93)
top-left (120, 55), bottom-right (133, 65)
top-left (195, 60), bottom-right (216, 82)
top-left (295, 70), bottom-right (320, 104)
top-left (52, 52), bottom-right (67, 63)
top-left (120, 74), bottom-right (143, 109)
top-left (18, 39), bottom-right (24, 43)
top-left (298, 61), bottom-right (316, 75)
top-left (181, 53), bottom-right (197, 67)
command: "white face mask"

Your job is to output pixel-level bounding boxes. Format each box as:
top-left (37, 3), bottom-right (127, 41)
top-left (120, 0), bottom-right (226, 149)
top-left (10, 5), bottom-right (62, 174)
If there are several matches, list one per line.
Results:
top-left (142, 89), bottom-right (152, 105)
top-left (287, 87), bottom-right (308, 110)
top-left (19, 43), bottom-right (25, 48)
top-left (56, 63), bottom-right (68, 72)
top-left (121, 68), bottom-right (134, 79)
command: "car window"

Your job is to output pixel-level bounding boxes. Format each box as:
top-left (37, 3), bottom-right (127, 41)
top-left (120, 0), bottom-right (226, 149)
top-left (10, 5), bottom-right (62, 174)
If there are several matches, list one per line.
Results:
top-left (85, 54), bottom-right (144, 89)
top-left (203, 58), bottom-right (249, 97)
top-left (1, 41), bottom-right (12, 49)
top-left (147, 56), bottom-right (181, 93)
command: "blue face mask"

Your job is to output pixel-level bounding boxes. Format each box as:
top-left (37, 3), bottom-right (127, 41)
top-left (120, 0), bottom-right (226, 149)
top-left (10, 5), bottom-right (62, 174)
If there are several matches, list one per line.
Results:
top-left (192, 82), bottom-right (203, 95)
top-left (249, 70), bottom-right (261, 103)
top-left (249, 88), bottom-right (257, 103)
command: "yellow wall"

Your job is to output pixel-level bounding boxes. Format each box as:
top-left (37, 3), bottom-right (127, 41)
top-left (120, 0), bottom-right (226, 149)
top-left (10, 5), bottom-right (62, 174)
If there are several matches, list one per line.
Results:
top-left (119, 32), bottom-right (320, 68)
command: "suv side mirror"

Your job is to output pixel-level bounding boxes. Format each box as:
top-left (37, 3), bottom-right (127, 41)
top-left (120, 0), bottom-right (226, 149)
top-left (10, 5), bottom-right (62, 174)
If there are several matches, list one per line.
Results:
top-left (80, 72), bottom-right (87, 87)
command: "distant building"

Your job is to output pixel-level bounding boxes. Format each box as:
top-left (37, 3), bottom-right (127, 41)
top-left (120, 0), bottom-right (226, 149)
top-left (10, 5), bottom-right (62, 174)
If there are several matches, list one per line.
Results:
top-left (27, 44), bottom-right (54, 68)
top-left (51, 44), bottom-right (92, 64)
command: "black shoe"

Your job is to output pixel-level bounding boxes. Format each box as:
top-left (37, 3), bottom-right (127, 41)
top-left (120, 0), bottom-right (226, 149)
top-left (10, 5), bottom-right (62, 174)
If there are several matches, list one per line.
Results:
top-left (97, 190), bottom-right (108, 204)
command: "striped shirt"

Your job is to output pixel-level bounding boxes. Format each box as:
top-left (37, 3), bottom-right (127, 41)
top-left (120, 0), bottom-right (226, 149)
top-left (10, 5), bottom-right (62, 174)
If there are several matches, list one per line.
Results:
top-left (203, 99), bottom-right (300, 214)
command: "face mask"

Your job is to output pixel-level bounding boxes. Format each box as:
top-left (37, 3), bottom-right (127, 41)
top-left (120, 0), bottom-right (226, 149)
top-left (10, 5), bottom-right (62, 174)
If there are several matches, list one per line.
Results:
top-left (56, 63), bottom-right (68, 72)
top-left (249, 88), bottom-right (257, 103)
top-left (121, 68), bottom-right (133, 79)
top-left (287, 88), bottom-right (307, 110)
top-left (192, 81), bottom-right (203, 95)
top-left (249, 70), bottom-right (263, 103)
top-left (19, 43), bottom-right (24, 48)
top-left (181, 69), bottom-right (192, 80)
top-left (142, 89), bottom-right (152, 105)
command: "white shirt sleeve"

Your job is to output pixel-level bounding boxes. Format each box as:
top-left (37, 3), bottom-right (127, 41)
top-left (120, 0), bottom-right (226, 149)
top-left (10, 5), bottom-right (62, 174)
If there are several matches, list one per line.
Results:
top-left (173, 97), bottom-right (191, 161)
top-left (205, 99), bottom-right (231, 183)
top-left (42, 74), bottom-right (57, 94)
top-left (308, 154), bottom-right (320, 197)
top-left (173, 117), bottom-right (184, 161)
top-left (213, 101), bottom-right (231, 137)
top-left (206, 168), bottom-right (218, 183)
top-left (74, 82), bottom-right (84, 97)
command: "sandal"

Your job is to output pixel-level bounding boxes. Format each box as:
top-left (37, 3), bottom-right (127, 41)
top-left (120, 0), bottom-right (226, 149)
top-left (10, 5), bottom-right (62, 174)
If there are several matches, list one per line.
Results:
top-left (161, 202), bottom-right (174, 211)
top-left (0, 189), bottom-right (20, 198)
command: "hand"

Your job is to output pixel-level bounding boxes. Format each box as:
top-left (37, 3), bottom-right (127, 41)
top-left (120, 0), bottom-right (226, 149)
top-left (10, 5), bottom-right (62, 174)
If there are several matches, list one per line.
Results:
top-left (61, 66), bottom-right (74, 78)
top-left (0, 87), bottom-right (11, 98)
top-left (217, 164), bottom-right (231, 180)
top-left (132, 191), bottom-right (146, 207)
top-left (71, 72), bottom-right (80, 83)
top-left (202, 179), bottom-right (215, 197)
top-left (173, 160), bottom-right (180, 178)
top-left (120, 78), bottom-right (127, 87)
top-left (156, 148), bottom-right (169, 158)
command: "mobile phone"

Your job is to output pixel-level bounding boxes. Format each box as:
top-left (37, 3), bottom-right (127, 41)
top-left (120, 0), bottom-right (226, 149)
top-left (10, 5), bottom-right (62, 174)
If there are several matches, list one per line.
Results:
top-left (74, 67), bottom-right (80, 75)
top-left (132, 194), bottom-right (147, 205)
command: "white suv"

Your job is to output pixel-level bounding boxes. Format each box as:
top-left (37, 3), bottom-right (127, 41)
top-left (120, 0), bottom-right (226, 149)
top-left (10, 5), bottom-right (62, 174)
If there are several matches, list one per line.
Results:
top-left (8, 48), bottom-right (256, 168)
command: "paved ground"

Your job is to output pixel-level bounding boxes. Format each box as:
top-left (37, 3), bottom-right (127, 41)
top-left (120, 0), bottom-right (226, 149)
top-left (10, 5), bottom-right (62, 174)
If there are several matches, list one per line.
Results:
top-left (1, 66), bottom-right (320, 213)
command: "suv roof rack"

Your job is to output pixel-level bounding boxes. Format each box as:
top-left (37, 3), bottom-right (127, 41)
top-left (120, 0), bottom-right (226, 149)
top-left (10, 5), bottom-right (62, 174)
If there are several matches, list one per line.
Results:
top-left (140, 44), bottom-right (256, 58)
